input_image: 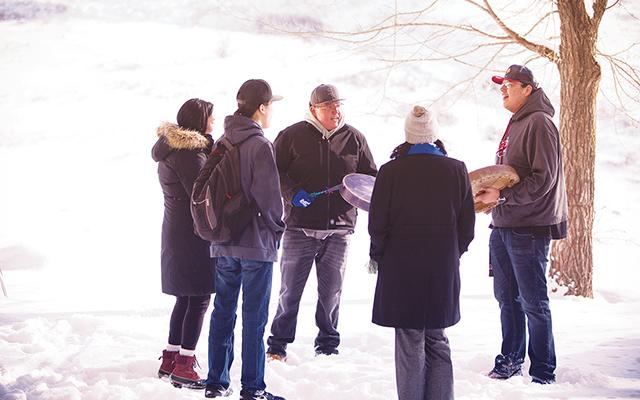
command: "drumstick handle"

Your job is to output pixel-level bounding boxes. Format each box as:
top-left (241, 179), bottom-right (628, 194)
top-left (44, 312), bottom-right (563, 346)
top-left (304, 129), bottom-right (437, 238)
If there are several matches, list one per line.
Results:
top-left (309, 184), bottom-right (343, 199)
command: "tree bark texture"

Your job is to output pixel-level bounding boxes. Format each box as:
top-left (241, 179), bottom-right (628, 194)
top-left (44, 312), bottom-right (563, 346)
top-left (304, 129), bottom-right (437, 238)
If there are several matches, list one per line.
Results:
top-left (550, 0), bottom-right (605, 298)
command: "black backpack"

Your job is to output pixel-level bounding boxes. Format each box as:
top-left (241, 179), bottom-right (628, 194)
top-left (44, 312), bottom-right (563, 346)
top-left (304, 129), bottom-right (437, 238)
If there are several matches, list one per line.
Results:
top-left (190, 134), bottom-right (258, 243)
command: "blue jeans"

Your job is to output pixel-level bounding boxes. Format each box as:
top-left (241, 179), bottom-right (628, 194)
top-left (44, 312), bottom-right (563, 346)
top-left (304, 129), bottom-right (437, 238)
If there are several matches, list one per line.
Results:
top-left (395, 328), bottom-right (453, 400)
top-left (267, 229), bottom-right (350, 354)
top-left (490, 228), bottom-right (556, 381)
top-left (206, 257), bottom-right (272, 391)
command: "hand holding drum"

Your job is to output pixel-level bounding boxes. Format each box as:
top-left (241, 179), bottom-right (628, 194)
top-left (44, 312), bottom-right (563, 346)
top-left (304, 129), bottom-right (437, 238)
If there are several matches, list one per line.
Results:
top-left (469, 165), bottom-right (520, 213)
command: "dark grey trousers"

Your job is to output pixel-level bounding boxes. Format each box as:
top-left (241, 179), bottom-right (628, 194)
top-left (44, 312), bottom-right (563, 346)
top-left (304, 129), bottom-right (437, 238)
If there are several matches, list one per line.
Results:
top-left (395, 328), bottom-right (454, 400)
top-left (267, 229), bottom-right (350, 354)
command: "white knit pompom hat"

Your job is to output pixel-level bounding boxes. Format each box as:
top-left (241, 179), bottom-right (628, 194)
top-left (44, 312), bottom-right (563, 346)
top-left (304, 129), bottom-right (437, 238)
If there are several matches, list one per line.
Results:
top-left (404, 105), bottom-right (438, 144)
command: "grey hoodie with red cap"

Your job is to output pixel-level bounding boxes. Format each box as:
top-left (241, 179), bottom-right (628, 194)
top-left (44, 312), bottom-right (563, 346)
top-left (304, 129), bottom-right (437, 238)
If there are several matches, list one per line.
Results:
top-left (491, 88), bottom-right (568, 233)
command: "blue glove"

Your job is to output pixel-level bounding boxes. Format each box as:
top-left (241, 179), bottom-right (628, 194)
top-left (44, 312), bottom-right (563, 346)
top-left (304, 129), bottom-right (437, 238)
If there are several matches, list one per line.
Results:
top-left (292, 189), bottom-right (314, 208)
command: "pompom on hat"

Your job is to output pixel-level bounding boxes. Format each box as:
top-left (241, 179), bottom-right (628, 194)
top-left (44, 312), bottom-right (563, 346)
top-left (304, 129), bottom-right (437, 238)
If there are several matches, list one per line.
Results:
top-left (405, 105), bottom-right (439, 144)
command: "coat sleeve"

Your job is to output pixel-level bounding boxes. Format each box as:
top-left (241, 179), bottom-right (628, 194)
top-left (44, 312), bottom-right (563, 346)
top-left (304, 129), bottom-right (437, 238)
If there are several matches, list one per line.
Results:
top-left (501, 115), bottom-right (560, 206)
top-left (273, 129), bottom-right (299, 205)
top-left (356, 134), bottom-right (378, 177)
top-left (175, 151), bottom-right (206, 200)
top-left (250, 141), bottom-right (285, 235)
top-left (368, 164), bottom-right (391, 263)
top-left (457, 162), bottom-right (475, 256)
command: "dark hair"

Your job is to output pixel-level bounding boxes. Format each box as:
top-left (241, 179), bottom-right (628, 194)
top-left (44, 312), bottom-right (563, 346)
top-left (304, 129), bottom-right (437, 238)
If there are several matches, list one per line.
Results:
top-left (434, 139), bottom-right (447, 155)
top-left (177, 98), bottom-right (213, 134)
top-left (236, 104), bottom-right (261, 118)
top-left (390, 142), bottom-right (412, 159)
top-left (390, 139), bottom-right (448, 159)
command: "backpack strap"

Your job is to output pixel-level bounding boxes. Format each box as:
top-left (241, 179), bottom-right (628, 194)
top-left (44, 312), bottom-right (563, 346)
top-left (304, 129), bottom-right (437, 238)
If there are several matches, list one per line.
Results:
top-left (218, 132), bottom-right (261, 150)
top-left (219, 136), bottom-right (234, 152)
top-left (214, 132), bottom-right (262, 203)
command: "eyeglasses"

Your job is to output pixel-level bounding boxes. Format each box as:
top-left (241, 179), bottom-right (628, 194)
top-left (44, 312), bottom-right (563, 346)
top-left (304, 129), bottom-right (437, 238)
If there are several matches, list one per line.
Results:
top-left (314, 102), bottom-right (343, 110)
top-left (502, 80), bottom-right (520, 89)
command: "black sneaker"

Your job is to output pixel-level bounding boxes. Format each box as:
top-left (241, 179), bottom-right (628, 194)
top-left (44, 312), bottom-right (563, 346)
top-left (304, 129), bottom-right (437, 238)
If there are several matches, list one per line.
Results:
top-left (205, 384), bottom-right (233, 398)
top-left (314, 348), bottom-right (339, 356)
top-left (531, 376), bottom-right (556, 384)
top-left (170, 376), bottom-right (207, 390)
top-left (239, 388), bottom-right (285, 400)
top-left (487, 354), bottom-right (523, 380)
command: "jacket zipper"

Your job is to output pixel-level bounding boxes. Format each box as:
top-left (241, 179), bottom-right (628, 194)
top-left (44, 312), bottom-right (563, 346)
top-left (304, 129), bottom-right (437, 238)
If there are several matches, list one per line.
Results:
top-left (323, 136), bottom-right (331, 230)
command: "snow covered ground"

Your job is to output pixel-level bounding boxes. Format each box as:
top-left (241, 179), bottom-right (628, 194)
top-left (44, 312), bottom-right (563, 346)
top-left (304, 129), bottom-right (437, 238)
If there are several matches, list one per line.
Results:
top-left (1, 1), bottom-right (639, 399)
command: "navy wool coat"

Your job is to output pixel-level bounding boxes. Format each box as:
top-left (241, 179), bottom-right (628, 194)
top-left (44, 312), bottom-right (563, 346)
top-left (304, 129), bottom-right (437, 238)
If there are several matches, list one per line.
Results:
top-left (368, 148), bottom-right (475, 329)
top-left (152, 122), bottom-right (216, 296)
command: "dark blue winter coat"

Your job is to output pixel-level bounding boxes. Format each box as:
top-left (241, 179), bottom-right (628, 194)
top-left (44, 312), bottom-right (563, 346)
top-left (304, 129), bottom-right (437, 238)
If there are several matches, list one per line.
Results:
top-left (209, 114), bottom-right (285, 262)
top-left (152, 123), bottom-right (216, 296)
top-left (369, 145), bottom-right (475, 329)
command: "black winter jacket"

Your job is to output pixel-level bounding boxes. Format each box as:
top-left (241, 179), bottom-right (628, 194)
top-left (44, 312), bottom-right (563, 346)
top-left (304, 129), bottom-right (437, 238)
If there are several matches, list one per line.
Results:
top-left (152, 123), bottom-right (216, 296)
top-left (274, 121), bottom-right (377, 231)
top-left (369, 148), bottom-right (475, 329)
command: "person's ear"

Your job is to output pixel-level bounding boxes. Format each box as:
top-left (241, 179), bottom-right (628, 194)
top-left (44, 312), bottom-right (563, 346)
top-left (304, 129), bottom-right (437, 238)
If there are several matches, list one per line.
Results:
top-left (525, 85), bottom-right (534, 96)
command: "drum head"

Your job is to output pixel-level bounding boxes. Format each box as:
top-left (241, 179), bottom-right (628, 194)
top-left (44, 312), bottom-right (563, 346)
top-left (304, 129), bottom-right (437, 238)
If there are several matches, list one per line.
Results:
top-left (339, 173), bottom-right (376, 212)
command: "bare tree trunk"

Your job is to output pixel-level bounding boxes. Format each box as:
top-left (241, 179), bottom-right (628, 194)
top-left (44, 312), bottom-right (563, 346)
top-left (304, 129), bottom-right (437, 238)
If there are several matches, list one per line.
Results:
top-left (550, 0), bottom-right (604, 298)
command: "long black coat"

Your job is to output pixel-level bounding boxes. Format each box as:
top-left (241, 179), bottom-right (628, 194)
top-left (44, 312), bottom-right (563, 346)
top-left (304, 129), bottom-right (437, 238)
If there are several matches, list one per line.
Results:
top-left (152, 123), bottom-right (216, 296)
top-left (368, 149), bottom-right (475, 329)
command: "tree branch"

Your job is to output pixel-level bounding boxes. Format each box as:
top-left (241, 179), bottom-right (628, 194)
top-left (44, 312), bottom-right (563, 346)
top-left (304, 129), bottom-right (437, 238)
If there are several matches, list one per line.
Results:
top-left (310, 21), bottom-right (509, 42)
top-left (523, 10), bottom-right (558, 37)
top-left (466, 0), bottom-right (559, 63)
top-left (595, 49), bottom-right (640, 122)
top-left (427, 44), bottom-right (509, 107)
top-left (375, 41), bottom-right (514, 64)
top-left (599, 52), bottom-right (640, 90)
top-left (605, 0), bottom-right (620, 11)
top-left (591, 0), bottom-right (608, 31)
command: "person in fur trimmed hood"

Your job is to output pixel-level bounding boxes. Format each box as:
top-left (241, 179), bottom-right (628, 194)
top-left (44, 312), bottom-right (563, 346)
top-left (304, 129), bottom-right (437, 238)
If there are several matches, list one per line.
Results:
top-left (152, 98), bottom-right (216, 390)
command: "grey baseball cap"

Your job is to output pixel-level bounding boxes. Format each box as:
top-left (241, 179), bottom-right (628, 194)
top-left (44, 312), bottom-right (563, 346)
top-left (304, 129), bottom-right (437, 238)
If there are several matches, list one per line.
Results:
top-left (309, 84), bottom-right (344, 106)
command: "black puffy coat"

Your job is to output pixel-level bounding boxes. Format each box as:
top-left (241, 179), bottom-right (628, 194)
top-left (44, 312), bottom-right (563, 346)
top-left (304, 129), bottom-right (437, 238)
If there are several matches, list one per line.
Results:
top-left (152, 122), bottom-right (216, 296)
top-left (368, 146), bottom-right (475, 329)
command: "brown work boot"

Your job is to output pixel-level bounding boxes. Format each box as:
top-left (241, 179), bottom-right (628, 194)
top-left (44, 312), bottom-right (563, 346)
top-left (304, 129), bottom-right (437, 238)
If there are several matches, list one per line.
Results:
top-left (157, 350), bottom-right (178, 379)
top-left (170, 354), bottom-right (206, 390)
top-left (266, 352), bottom-right (287, 362)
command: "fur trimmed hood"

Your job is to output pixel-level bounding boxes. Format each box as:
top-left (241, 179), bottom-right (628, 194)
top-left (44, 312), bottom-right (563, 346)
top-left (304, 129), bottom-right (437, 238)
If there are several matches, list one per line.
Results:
top-left (152, 122), bottom-right (213, 162)
top-left (157, 122), bottom-right (211, 150)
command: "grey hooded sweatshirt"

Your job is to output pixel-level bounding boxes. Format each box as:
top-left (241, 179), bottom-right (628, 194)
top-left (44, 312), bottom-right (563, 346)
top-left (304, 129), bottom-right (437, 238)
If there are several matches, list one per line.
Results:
top-left (491, 88), bottom-right (568, 233)
top-left (209, 114), bottom-right (285, 262)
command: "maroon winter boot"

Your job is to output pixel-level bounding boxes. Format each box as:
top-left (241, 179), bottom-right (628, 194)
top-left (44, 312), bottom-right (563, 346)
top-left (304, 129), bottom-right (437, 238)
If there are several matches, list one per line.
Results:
top-left (158, 350), bottom-right (178, 379)
top-left (170, 354), bottom-right (206, 390)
